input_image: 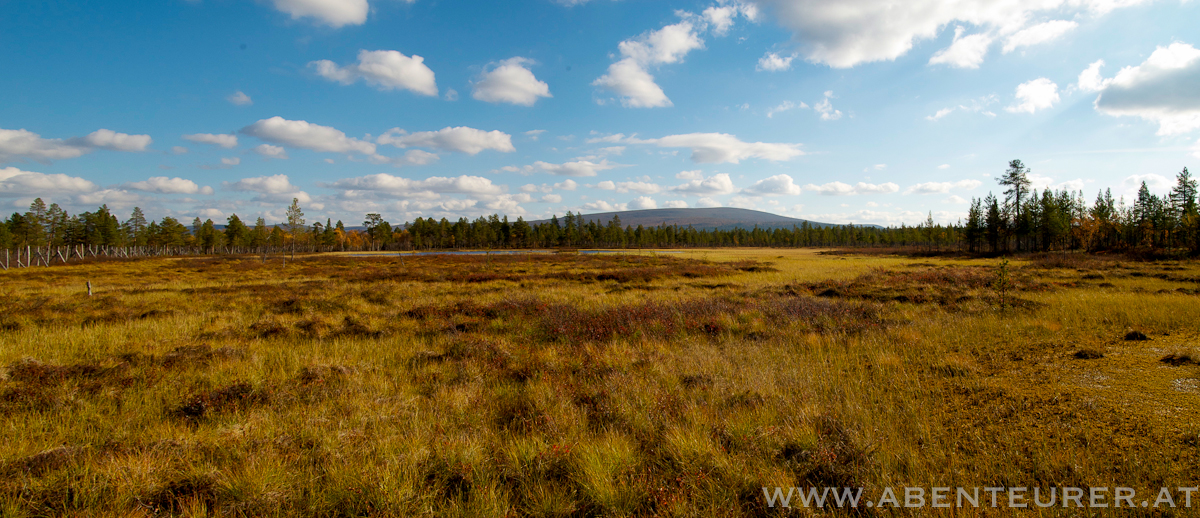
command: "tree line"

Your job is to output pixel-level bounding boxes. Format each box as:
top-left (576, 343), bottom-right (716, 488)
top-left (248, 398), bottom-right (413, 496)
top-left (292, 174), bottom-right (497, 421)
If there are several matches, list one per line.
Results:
top-left (960, 161), bottom-right (1198, 254)
top-left (2, 161), bottom-right (1197, 261)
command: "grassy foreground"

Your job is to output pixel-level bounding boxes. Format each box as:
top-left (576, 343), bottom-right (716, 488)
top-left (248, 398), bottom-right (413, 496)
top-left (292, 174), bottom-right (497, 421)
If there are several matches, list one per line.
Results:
top-left (1, 249), bottom-right (1198, 516)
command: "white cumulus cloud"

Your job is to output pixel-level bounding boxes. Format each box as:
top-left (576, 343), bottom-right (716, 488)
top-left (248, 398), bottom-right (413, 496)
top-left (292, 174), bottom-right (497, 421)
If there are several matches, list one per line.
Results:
top-left (928, 26), bottom-right (993, 69)
top-left (0, 167), bottom-right (97, 196)
top-left (227, 91), bottom-right (253, 106)
top-left (803, 181), bottom-right (899, 195)
top-left (240, 117), bottom-right (376, 155)
top-left (377, 127), bottom-right (515, 155)
top-left (328, 173), bottom-right (503, 198)
top-left (0, 128), bottom-right (88, 162)
top-left (596, 180), bottom-right (663, 194)
top-left (1122, 173), bottom-right (1172, 195)
top-left (0, 127), bottom-right (151, 163)
top-left (672, 173), bottom-right (737, 196)
top-left (743, 174), bottom-right (802, 196)
top-left (224, 174), bottom-right (312, 203)
top-left (628, 196), bottom-right (658, 210)
top-left (704, 3), bottom-right (757, 35)
top-left (593, 9), bottom-right (752, 108)
top-left (926, 107), bottom-right (955, 121)
top-left (651, 133), bottom-right (803, 163)
top-left (904, 179), bottom-right (983, 194)
top-left (757, 51), bottom-right (796, 71)
top-left (183, 133), bottom-right (238, 149)
top-left (583, 200), bottom-right (626, 212)
top-left (73, 129), bottom-right (152, 152)
top-left (253, 144), bottom-right (289, 159)
top-left (521, 179), bottom-right (578, 193)
top-left (814, 91), bottom-right (842, 120)
top-left (1078, 59), bottom-right (1110, 92)
top-left (368, 150), bottom-right (441, 167)
top-left (746, 0), bottom-right (1149, 69)
top-left (225, 174), bottom-right (302, 194)
top-left (1006, 78), bottom-right (1059, 114)
top-left (1002, 20), bottom-right (1077, 53)
top-left (1088, 43), bottom-right (1200, 135)
top-left (310, 49), bottom-right (438, 96)
top-left (268, 0), bottom-right (368, 27)
top-left (767, 100), bottom-right (807, 118)
top-left (472, 57), bottom-right (552, 106)
top-left (527, 160), bottom-right (623, 177)
top-left (124, 176), bottom-right (213, 195)
top-left (593, 58), bottom-right (673, 108)
top-left (618, 20), bottom-right (705, 65)
top-left (75, 189), bottom-right (144, 207)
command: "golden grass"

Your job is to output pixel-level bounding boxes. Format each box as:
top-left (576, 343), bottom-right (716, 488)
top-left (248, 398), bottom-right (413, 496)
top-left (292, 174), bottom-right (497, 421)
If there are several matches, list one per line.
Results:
top-left (1, 249), bottom-right (1198, 516)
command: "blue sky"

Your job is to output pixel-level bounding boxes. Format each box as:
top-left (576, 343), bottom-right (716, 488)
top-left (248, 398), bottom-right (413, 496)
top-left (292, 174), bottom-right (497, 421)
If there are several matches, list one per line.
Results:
top-left (1, 0), bottom-right (1197, 226)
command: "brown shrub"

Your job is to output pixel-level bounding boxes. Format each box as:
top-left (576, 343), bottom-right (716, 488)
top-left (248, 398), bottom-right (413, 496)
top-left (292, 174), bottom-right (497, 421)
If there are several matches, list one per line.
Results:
top-left (171, 382), bottom-right (268, 420)
top-left (0, 385), bottom-right (64, 413)
top-left (493, 387), bottom-right (545, 433)
top-left (145, 474), bottom-right (222, 513)
top-left (1161, 353), bottom-right (1199, 366)
top-left (7, 359), bottom-right (105, 383)
top-left (680, 374), bottom-right (714, 389)
top-left (573, 388), bottom-right (621, 431)
top-left (334, 316), bottom-right (384, 338)
top-left (801, 266), bottom-right (1047, 310)
top-left (345, 253), bottom-right (761, 286)
top-left (779, 415), bottom-right (874, 488)
top-left (1026, 253), bottom-right (1117, 270)
top-left (403, 293), bottom-right (883, 343)
top-left (1124, 330), bottom-right (1150, 341)
top-left (3, 357), bottom-right (144, 402)
top-left (290, 365), bottom-right (355, 403)
top-left (249, 319), bottom-right (289, 338)
top-left (728, 260), bottom-right (779, 273)
top-left (0, 319), bottom-right (22, 332)
top-left (1, 446), bottom-right (81, 476)
top-left (161, 345), bottom-right (247, 367)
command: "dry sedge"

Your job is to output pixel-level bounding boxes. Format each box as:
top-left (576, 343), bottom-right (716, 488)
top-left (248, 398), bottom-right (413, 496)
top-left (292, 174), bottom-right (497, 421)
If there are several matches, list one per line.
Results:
top-left (0, 249), bottom-right (1198, 516)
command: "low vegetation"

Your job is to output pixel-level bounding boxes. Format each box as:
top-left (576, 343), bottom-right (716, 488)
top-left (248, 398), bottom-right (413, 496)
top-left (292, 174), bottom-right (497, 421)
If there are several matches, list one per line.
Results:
top-left (1, 249), bottom-right (1198, 516)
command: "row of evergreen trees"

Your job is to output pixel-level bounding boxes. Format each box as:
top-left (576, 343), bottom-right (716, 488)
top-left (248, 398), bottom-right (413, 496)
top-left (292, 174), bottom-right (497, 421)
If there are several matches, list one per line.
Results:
top-left (2, 161), bottom-right (1196, 255)
top-left (961, 161), bottom-right (1198, 253)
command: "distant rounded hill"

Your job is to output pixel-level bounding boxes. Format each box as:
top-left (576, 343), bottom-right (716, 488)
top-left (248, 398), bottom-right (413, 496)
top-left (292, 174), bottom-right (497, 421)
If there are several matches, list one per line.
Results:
top-left (534, 208), bottom-right (880, 230)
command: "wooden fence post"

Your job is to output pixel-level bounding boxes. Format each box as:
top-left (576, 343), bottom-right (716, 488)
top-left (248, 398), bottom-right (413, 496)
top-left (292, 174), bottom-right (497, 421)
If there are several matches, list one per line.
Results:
top-left (86, 281), bottom-right (92, 296)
